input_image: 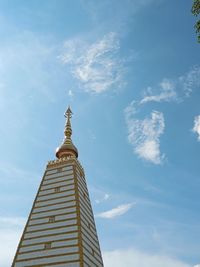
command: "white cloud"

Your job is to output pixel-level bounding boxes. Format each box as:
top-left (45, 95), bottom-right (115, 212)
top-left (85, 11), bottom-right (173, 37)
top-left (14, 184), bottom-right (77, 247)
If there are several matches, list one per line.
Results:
top-left (125, 102), bottom-right (165, 164)
top-left (96, 203), bottom-right (133, 219)
top-left (179, 66), bottom-right (200, 97)
top-left (141, 79), bottom-right (177, 104)
top-left (140, 66), bottom-right (200, 104)
top-left (68, 89), bottom-right (74, 98)
top-left (95, 193), bottom-right (110, 204)
top-left (103, 193), bottom-right (110, 200)
top-left (103, 248), bottom-right (191, 267)
top-left (60, 32), bottom-right (125, 93)
top-left (89, 186), bottom-right (110, 204)
top-left (192, 115), bottom-right (200, 141)
top-left (125, 66), bottom-right (200, 164)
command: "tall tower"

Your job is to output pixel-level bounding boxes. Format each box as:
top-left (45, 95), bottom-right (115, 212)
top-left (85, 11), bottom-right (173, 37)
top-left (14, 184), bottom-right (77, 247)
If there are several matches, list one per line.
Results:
top-left (12, 107), bottom-right (104, 267)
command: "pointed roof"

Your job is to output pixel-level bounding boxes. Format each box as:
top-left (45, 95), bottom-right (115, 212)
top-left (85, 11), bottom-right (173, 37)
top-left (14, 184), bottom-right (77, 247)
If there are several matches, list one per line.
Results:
top-left (55, 106), bottom-right (78, 158)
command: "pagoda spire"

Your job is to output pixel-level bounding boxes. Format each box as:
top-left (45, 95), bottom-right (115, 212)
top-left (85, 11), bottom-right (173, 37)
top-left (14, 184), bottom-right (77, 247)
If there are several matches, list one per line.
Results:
top-left (56, 106), bottom-right (78, 159)
top-left (12, 105), bottom-right (104, 267)
top-left (64, 106), bottom-right (72, 139)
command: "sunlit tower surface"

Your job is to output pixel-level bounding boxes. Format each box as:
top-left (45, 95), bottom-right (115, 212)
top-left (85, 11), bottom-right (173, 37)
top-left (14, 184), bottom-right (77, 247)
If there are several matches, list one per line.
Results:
top-left (12, 107), bottom-right (104, 267)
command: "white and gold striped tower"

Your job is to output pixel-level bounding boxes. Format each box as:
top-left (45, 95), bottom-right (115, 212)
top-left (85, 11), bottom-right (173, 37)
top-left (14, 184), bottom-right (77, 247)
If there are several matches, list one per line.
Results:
top-left (12, 107), bottom-right (104, 267)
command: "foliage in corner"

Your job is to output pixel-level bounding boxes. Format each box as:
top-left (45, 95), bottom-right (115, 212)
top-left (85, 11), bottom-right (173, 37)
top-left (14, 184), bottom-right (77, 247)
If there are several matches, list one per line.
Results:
top-left (192, 0), bottom-right (200, 43)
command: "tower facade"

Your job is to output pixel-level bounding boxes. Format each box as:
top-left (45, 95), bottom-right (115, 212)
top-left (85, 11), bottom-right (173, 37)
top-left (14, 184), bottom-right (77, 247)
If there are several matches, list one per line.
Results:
top-left (12, 108), bottom-right (104, 267)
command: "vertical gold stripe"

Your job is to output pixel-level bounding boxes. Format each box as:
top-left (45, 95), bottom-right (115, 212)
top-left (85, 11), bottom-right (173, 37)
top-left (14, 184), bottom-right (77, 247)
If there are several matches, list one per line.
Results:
top-left (73, 164), bottom-right (84, 267)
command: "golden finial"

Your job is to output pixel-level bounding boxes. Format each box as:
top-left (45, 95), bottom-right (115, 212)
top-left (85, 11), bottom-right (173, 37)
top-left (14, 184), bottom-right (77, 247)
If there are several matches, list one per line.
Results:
top-left (55, 106), bottom-right (78, 159)
top-left (64, 106), bottom-right (72, 139)
top-left (65, 106), bottom-right (72, 119)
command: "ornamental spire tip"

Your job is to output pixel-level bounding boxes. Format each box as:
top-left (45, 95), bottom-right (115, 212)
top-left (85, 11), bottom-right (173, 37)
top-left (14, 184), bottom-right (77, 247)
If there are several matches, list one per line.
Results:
top-left (65, 106), bottom-right (72, 119)
top-left (55, 106), bottom-right (78, 159)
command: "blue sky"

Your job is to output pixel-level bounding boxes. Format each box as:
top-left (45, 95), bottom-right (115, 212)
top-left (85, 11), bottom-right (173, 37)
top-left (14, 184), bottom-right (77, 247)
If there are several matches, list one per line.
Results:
top-left (0, 0), bottom-right (200, 266)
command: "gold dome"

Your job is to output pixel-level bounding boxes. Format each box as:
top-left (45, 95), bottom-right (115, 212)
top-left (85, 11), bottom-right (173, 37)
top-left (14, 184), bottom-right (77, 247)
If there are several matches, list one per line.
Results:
top-left (56, 141), bottom-right (78, 158)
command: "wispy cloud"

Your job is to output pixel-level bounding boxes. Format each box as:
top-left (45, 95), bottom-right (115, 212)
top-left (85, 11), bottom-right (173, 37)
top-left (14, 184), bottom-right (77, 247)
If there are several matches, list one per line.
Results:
top-left (192, 115), bottom-right (200, 141)
top-left (89, 186), bottom-right (110, 204)
top-left (96, 203), bottom-right (133, 219)
top-left (60, 32), bottom-right (125, 93)
top-left (140, 66), bottom-right (200, 104)
top-left (179, 66), bottom-right (200, 97)
top-left (125, 66), bottom-right (200, 164)
top-left (95, 193), bottom-right (110, 204)
top-left (125, 102), bottom-right (165, 164)
top-left (103, 248), bottom-right (192, 267)
top-left (68, 89), bottom-right (74, 97)
top-left (140, 79), bottom-right (177, 104)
